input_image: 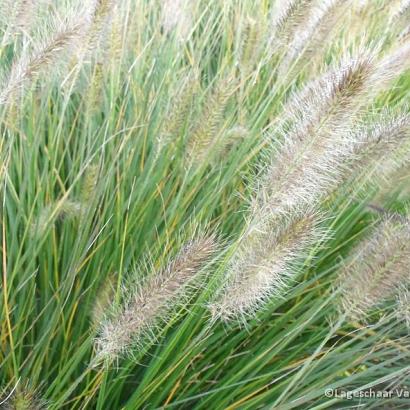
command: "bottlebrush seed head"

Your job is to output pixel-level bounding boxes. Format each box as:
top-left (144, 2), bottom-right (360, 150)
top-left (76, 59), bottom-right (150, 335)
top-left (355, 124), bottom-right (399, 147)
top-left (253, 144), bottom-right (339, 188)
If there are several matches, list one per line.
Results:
top-left (95, 234), bottom-right (219, 361)
top-left (278, 0), bottom-right (348, 75)
top-left (238, 15), bottom-right (265, 74)
top-left (210, 125), bottom-right (248, 165)
top-left (86, 0), bottom-right (116, 51)
top-left (186, 74), bottom-right (237, 165)
top-left (161, 0), bottom-right (193, 42)
top-left (337, 215), bottom-right (410, 321)
top-left (210, 209), bottom-right (326, 322)
top-left (347, 110), bottom-right (410, 183)
top-left (0, 20), bottom-right (83, 105)
top-left (270, 0), bottom-right (315, 51)
top-left (1, 382), bottom-right (47, 410)
top-left (159, 72), bottom-right (200, 146)
top-left (30, 200), bottom-right (84, 238)
top-left (81, 164), bottom-right (100, 204)
top-left (257, 50), bottom-right (402, 219)
top-left (396, 289), bottom-right (410, 329)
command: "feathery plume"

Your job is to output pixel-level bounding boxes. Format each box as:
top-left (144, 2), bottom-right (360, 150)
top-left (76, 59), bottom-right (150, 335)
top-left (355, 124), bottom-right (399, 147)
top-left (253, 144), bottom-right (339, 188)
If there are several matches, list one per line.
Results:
top-left (1, 382), bottom-right (47, 410)
top-left (161, 0), bottom-right (193, 42)
top-left (159, 73), bottom-right (200, 147)
top-left (86, 0), bottom-right (116, 51)
top-left (261, 48), bottom-right (410, 220)
top-left (237, 15), bottom-right (265, 74)
top-left (210, 209), bottom-right (325, 321)
top-left (277, 0), bottom-right (348, 75)
top-left (259, 52), bottom-right (377, 218)
top-left (81, 164), bottom-right (100, 204)
top-left (391, 0), bottom-right (410, 24)
top-left (87, 63), bottom-right (104, 114)
top-left (0, 0), bottom-right (37, 45)
top-left (12, 0), bottom-right (36, 32)
top-left (396, 289), bottom-right (410, 329)
top-left (209, 125), bottom-right (248, 166)
top-left (376, 40), bottom-right (410, 81)
top-left (337, 215), bottom-right (410, 321)
top-left (108, 6), bottom-right (124, 64)
top-left (347, 111), bottom-right (410, 183)
top-left (95, 234), bottom-right (219, 361)
top-left (186, 75), bottom-right (236, 164)
top-left (30, 200), bottom-right (84, 238)
top-left (0, 20), bottom-right (82, 105)
top-left (209, 50), bottom-right (410, 322)
top-left (270, 0), bottom-right (315, 52)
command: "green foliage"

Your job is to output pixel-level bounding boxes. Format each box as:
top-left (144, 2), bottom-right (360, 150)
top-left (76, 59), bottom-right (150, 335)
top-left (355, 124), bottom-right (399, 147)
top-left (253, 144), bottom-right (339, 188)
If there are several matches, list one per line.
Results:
top-left (1, 0), bottom-right (410, 409)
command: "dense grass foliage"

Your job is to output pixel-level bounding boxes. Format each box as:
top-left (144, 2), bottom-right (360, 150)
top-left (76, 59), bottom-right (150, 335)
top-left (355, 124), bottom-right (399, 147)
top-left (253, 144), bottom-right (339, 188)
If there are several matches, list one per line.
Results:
top-left (1, 0), bottom-right (410, 408)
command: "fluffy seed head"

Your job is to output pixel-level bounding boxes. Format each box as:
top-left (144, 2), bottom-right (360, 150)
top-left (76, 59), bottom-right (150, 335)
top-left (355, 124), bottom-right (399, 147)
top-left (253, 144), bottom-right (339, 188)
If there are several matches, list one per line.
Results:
top-left (95, 234), bottom-right (219, 361)
top-left (87, 63), bottom-right (105, 114)
top-left (8, 0), bottom-right (37, 36)
top-left (210, 125), bottom-right (248, 164)
top-left (270, 0), bottom-right (315, 51)
top-left (347, 111), bottom-right (410, 184)
top-left (337, 215), bottom-right (410, 321)
top-left (159, 73), bottom-right (200, 147)
top-left (1, 383), bottom-right (47, 410)
top-left (210, 209), bottom-right (325, 321)
top-left (186, 75), bottom-right (236, 164)
top-left (258, 52), bottom-right (377, 218)
top-left (396, 289), bottom-right (410, 329)
top-left (0, 20), bottom-right (82, 105)
top-left (81, 164), bottom-right (100, 203)
top-left (261, 47), bottom-right (410, 220)
top-left (278, 0), bottom-right (348, 75)
top-left (86, 0), bottom-right (116, 51)
top-left (161, 0), bottom-right (193, 42)
top-left (375, 41), bottom-right (410, 86)
top-left (238, 15), bottom-right (265, 74)
top-left (30, 199), bottom-right (84, 238)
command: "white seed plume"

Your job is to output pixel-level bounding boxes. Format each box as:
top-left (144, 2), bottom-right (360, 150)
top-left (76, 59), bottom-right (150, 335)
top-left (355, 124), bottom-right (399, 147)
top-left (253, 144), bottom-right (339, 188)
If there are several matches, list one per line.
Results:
top-left (338, 215), bottom-right (410, 321)
top-left (375, 41), bottom-right (410, 85)
top-left (278, 0), bottom-right (348, 75)
top-left (237, 15), bottom-right (266, 74)
top-left (87, 0), bottom-right (116, 51)
top-left (348, 111), bottom-right (410, 183)
top-left (159, 72), bottom-right (199, 147)
top-left (391, 0), bottom-right (410, 22)
top-left (396, 289), bottom-right (410, 329)
top-left (0, 20), bottom-right (82, 105)
top-left (259, 51), bottom-right (377, 218)
top-left (1, 382), bottom-right (47, 410)
top-left (0, 0), bottom-right (37, 45)
top-left (161, 0), bottom-right (194, 42)
top-left (210, 48), bottom-right (410, 322)
top-left (96, 234), bottom-right (218, 361)
top-left (262, 48), bottom-right (410, 220)
top-left (211, 209), bottom-right (325, 321)
top-left (30, 199), bottom-right (84, 238)
top-left (270, 0), bottom-right (315, 52)
top-left (186, 74), bottom-right (236, 164)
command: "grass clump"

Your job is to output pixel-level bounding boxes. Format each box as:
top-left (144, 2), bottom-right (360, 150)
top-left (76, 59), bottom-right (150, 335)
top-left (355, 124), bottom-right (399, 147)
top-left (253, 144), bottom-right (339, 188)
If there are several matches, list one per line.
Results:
top-left (1, 1), bottom-right (410, 409)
